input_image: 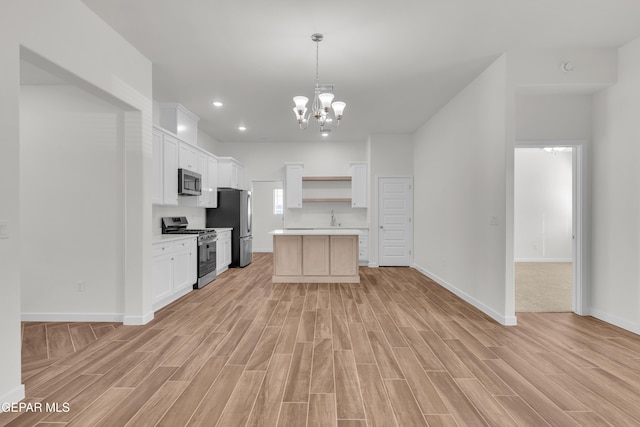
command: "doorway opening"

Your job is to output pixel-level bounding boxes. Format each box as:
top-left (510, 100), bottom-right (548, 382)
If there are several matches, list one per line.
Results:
top-left (251, 181), bottom-right (284, 252)
top-left (514, 145), bottom-right (581, 313)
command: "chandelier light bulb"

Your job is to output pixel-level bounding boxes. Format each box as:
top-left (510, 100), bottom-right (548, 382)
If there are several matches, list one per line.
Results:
top-left (293, 96), bottom-right (308, 111)
top-left (318, 92), bottom-right (334, 111)
top-left (331, 101), bottom-right (345, 118)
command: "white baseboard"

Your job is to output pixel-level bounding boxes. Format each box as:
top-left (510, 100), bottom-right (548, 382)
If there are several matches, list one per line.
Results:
top-left (413, 263), bottom-right (517, 326)
top-left (21, 312), bottom-right (124, 323)
top-left (123, 310), bottom-right (154, 326)
top-left (252, 249), bottom-right (273, 253)
top-left (0, 384), bottom-right (25, 410)
top-left (368, 262), bottom-right (379, 268)
top-left (514, 258), bottom-right (572, 263)
top-left (588, 308), bottom-right (640, 335)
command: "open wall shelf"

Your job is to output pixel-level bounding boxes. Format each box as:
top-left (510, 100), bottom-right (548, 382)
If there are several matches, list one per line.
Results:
top-left (285, 162), bottom-right (368, 208)
top-left (302, 197), bottom-right (352, 203)
top-left (302, 176), bottom-right (352, 182)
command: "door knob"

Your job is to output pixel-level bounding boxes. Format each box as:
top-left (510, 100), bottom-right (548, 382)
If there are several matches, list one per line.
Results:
top-left (379, 225), bottom-right (384, 229)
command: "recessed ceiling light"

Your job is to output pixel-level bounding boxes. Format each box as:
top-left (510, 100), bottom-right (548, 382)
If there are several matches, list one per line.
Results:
top-left (321, 132), bottom-right (329, 137)
top-left (212, 101), bottom-right (223, 107)
top-left (238, 126), bottom-right (247, 131)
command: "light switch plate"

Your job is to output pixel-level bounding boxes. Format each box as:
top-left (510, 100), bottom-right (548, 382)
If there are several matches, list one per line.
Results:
top-left (0, 221), bottom-right (8, 239)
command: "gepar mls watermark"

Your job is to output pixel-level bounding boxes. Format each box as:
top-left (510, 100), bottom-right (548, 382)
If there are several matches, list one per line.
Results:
top-left (1, 401), bottom-right (70, 413)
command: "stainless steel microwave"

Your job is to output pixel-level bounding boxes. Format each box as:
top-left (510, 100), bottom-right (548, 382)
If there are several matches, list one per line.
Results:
top-left (178, 168), bottom-right (202, 196)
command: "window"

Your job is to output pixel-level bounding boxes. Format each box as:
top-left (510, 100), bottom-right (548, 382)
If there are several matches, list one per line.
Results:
top-left (273, 188), bottom-right (283, 214)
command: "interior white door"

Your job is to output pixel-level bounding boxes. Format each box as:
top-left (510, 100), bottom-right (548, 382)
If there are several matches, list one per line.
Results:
top-left (378, 177), bottom-right (413, 266)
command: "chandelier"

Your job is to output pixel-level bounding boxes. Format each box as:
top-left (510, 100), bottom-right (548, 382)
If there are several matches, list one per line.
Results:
top-left (292, 33), bottom-right (346, 132)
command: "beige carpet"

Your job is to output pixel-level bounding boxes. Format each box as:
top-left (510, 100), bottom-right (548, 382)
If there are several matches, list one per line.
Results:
top-left (515, 262), bottom-right (572, 312)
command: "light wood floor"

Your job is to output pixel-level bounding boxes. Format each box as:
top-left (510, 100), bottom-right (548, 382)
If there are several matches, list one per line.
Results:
top-left (3, 252), bottom-right (640, 426)
top-left (22, 322), bottom-right (122, 366)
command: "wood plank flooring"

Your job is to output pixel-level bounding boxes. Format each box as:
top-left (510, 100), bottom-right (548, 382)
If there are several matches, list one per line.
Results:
top-left (20, 321), bottom-right (122, 383)
top-left (3, 252), bottom-right (640, 426)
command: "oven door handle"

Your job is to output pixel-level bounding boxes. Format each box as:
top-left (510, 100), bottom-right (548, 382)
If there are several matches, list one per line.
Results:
top-left (199, 238), bottom-right (217, 246)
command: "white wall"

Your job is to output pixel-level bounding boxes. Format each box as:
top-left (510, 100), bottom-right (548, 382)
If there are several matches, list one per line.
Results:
top-left (591, 37), bottom-right (640, 333)
top-left (412, 55), bottom-right (513, 325)
top-left (20, 85), bottom-right (126, 319)
top-left (509, 48), bottom-right (617, 90)
top-left (368, 134), bottom-right (414, 266)
top-left (216, 140), bottom-right (369, 229)
top-left (0, 0), bottom-right (151, 404)
top-left (515, 93), bottom-right (593, 141)
top-left (252, 181), bottom-right (284, 252)
top-left (514, 149), bottom-right (573, 261)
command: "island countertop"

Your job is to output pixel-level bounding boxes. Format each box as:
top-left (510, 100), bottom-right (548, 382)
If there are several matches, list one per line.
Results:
top-left (269, 228), bottom-right (364, 236)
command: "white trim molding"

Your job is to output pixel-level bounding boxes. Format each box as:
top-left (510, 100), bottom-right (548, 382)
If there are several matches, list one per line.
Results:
top-left (0, 384), bottom-right (25, 410)
top-left (588, 309), bottom-right (640, 336)
top-left (514, 258), bottom-right (573, 263)
top-left (21, 312), bottom-right (124, 323)
top-left (123, 311), bottom-right (154, 326)
top-left (413, 264), bottom-right (517, 326)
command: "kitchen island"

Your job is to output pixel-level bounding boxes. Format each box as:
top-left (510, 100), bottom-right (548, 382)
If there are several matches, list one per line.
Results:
top-left (269, 229), bottom-right (363, 283)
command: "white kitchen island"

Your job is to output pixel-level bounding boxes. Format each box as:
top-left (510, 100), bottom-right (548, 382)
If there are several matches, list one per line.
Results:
top-left (269, 229), bottom-right (363, 283)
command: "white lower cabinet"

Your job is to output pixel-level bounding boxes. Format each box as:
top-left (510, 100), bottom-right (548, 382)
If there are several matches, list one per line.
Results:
top-left (216, 230), bottom-right (232, 274)
top-left (152, 237), bottom-right (197, 311)
top-left (358, 230), bottom-right (369, 265)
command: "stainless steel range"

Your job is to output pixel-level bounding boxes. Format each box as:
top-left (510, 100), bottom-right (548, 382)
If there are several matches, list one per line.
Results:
top-left (162, 217), bottom-right (217, 289)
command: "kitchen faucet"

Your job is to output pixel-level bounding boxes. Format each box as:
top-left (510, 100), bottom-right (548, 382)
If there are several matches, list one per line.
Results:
top-left (330, 210), bottom-right (336, 227)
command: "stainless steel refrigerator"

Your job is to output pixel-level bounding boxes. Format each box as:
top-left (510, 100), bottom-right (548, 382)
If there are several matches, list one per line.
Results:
top-left (206, 189), bottom-right (252, 267)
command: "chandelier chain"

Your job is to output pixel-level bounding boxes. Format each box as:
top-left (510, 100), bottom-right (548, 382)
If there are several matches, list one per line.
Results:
top-left (292, 33), bottom-right (346, 133)
top-left (315, 40), bottom-right (319, 85)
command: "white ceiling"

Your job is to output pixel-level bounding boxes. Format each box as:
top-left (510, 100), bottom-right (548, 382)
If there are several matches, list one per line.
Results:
top-left (81, 0), bottom-right (640, 143)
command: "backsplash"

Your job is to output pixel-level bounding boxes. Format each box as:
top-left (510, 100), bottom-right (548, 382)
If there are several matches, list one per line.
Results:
top-left (284, 202), bottom-right (368, 229)
top-left (152, 204), bottom-right (207, 235)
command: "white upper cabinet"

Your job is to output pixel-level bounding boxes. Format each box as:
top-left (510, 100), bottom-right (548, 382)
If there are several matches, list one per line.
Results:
top-left (152, 126), bottom-right (179, 206)
top-left (285, 163), bottom-right (304, 208)
top-left (207, 155), bottom-right (218, 208)
top-left (218, 157), bottom-right (244, 189)
top-left (179, 142), bottom-right (199, 171)
top-left (152, 129), bottom-right (163, 205)
top-left (197, 151), bottom-right (208, 206)
top-left (163, 135), bottom-right (179, 205)
top-left (159, 103), bottom-right (199, 146)
top-left (350, 162), bottom-right (368, 208)
top-left (178, 142), bottom-right (220, 208)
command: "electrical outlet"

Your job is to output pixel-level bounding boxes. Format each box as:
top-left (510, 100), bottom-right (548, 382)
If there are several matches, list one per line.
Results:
top-left (489, 216), bottom-right (499, 226)
top-left (77, 281), bottom-right (86, 292)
